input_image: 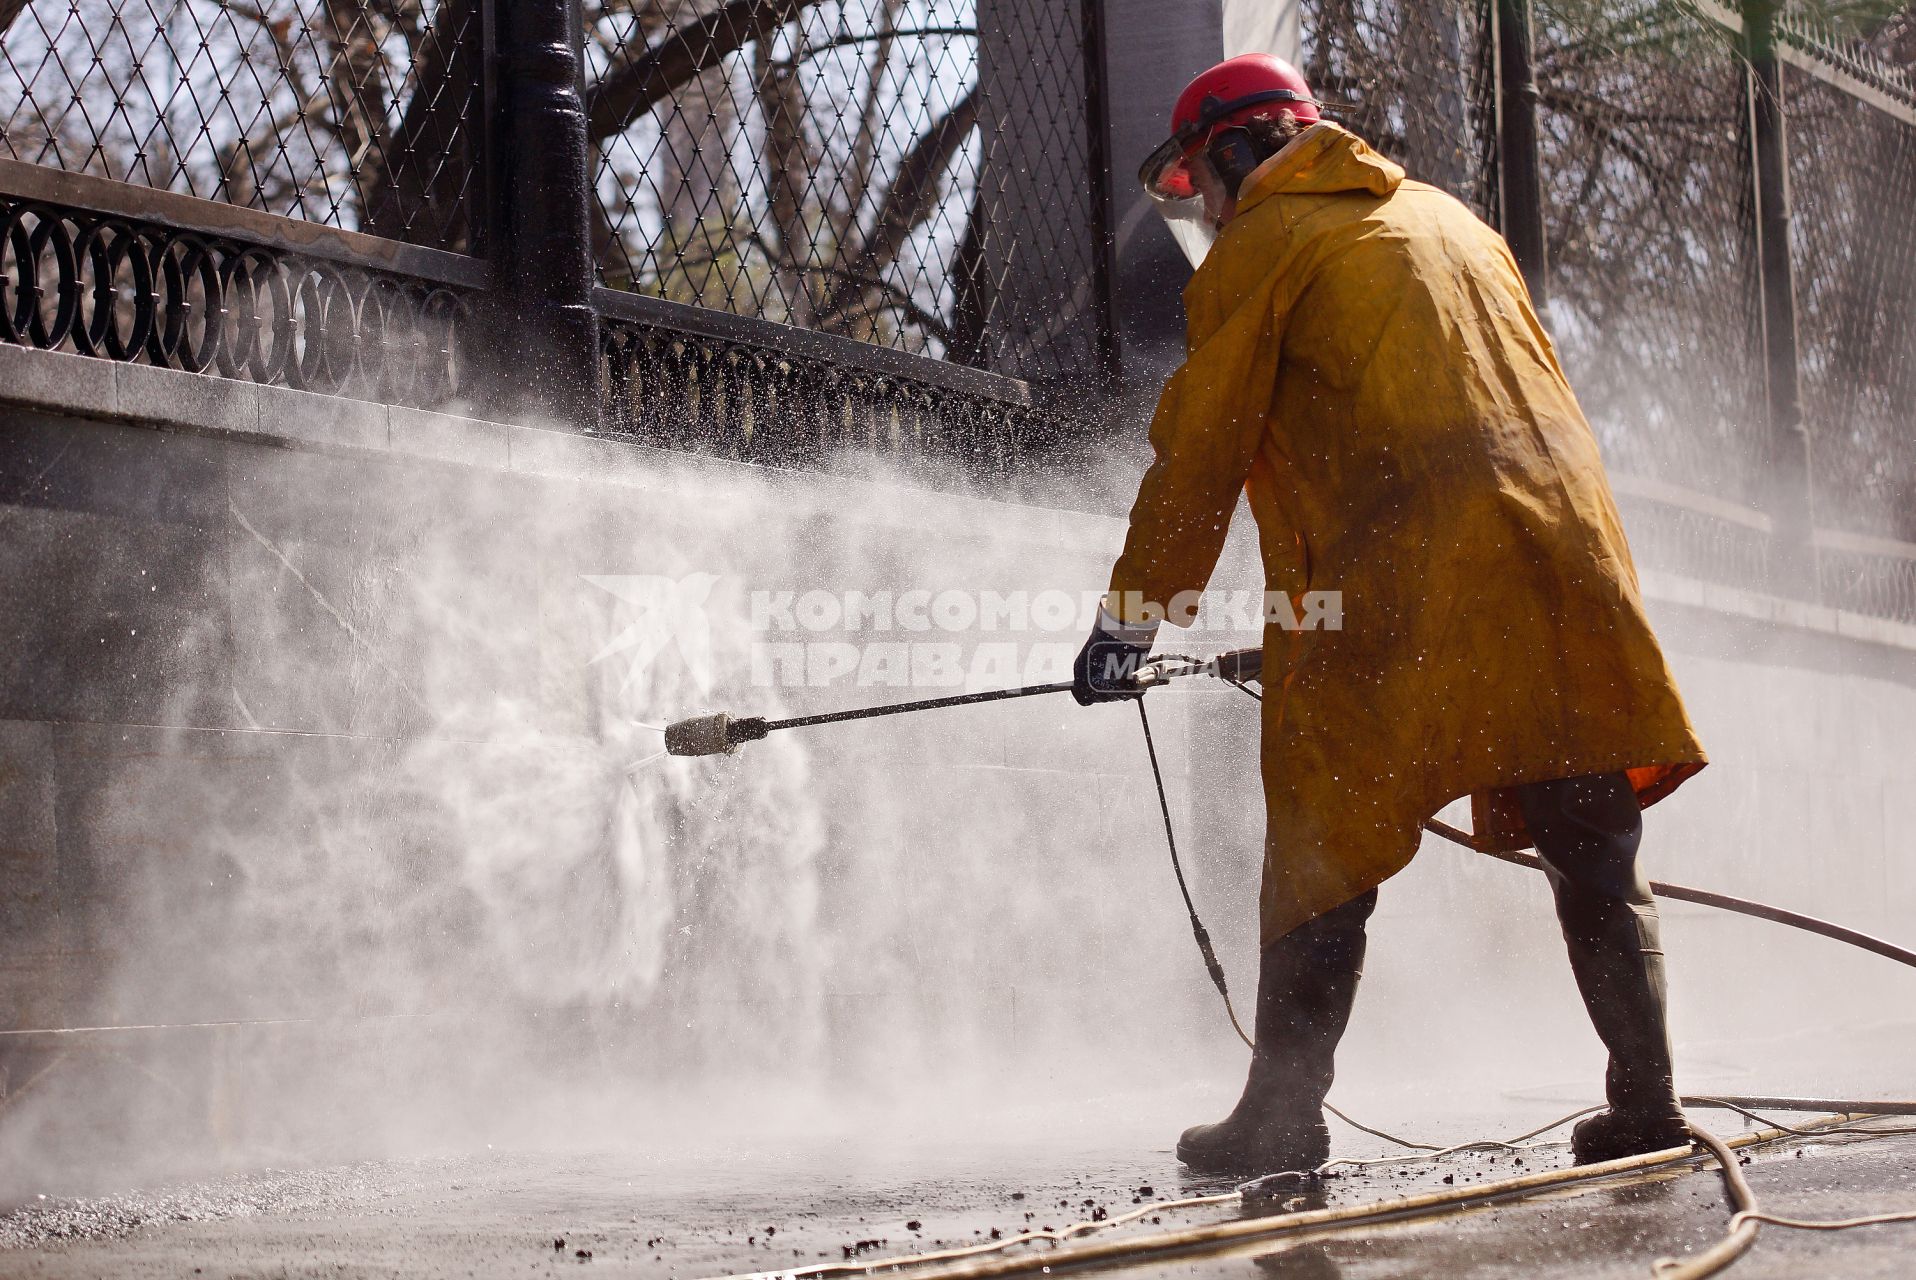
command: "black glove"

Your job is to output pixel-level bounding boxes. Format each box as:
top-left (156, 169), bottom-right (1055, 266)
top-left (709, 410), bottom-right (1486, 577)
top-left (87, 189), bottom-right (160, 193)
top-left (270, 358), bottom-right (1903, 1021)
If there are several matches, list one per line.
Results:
top-left (1071, 616), bottom-right (1156, 705)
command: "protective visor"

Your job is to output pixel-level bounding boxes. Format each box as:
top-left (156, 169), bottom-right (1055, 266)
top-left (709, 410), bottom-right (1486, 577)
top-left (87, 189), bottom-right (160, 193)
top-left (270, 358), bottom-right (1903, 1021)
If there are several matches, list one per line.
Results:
top-left (1156, 199), bottom-right (1220, 271)
top-left (1139, 88), bottom-right (1319, 268)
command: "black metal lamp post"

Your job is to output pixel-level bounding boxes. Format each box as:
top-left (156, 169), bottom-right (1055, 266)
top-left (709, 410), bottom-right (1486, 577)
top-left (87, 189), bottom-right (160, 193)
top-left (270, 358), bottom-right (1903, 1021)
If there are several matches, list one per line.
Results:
top-left (488, 0), bottom-right (602, 429)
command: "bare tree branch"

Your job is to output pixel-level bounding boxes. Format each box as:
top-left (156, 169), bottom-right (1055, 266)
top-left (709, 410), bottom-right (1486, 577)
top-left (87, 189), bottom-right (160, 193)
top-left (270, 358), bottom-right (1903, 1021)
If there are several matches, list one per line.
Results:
top-left (819, 84), bottom-right (978, 323)
top-left (753, 41), bottom-right (816, 324)
top-left (826, 275), bottom-right (954, 345)
top-left (741, 227), bottom-right (954, 343)
top-left (794, 25), bottom-right (971, 65)
top-left (585, 0), bottom-right (824, 144)
top-left (0, 0), bottom-right (31, 39)
top-left (828, 0), bottom-right (903, 254)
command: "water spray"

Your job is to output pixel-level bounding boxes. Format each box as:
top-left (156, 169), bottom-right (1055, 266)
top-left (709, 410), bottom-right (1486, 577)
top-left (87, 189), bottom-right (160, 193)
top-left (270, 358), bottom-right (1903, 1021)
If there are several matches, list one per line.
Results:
top-left (662, 646), bottom-right (1272, 1037)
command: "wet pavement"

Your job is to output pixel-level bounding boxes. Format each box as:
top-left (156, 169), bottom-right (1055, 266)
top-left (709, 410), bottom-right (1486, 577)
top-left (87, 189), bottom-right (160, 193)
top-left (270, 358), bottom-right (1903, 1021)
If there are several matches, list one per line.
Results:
top-left (4, 1105), bottom-right (1913, 1280)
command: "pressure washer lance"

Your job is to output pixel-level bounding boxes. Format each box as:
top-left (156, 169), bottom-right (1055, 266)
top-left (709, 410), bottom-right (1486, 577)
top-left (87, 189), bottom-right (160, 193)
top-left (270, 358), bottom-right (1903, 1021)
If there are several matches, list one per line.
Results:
top-left (662, 647), bottom-right (1266, 758)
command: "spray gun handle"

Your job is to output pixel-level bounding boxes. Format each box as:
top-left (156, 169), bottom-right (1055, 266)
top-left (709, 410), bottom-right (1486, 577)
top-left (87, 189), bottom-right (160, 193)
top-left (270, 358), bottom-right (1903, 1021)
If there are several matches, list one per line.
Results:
top-left (1132, 647), bottom-right (1264, 691)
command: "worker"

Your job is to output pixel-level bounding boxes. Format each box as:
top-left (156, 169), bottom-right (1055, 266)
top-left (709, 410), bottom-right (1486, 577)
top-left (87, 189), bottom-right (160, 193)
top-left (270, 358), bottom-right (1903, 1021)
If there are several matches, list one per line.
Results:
top-left (1072, 54), bottom-right (1708, 1176)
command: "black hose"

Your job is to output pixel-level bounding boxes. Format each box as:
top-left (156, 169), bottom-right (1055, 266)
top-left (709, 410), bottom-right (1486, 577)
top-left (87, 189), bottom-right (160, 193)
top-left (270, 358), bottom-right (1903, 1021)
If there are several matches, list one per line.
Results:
top-left (1185, 677), bottom-right (1916, 1046)
top-left (1136, 700), bottom-right (1251, 1044)
top-left (1215, 690), bottom-right (1906, 976)
top-left (1687, 1095), bottom-right (1916, 1117)
top-left (1455, 841), bottom-right (1916, 971)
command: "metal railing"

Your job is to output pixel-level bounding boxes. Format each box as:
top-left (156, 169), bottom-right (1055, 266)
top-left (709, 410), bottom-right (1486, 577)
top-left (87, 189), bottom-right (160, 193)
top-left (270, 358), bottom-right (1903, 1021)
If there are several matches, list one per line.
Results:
top-left (596, 283), bottom-right (1058, 469)
top-left (0, 155), bottom-right (481, 404)
top-left (0, 0), bottom-right (1097, 448)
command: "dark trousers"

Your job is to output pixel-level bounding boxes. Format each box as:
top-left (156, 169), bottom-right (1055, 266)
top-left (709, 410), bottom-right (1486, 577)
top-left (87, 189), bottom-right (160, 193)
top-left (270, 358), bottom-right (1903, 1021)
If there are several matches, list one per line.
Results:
top-left (1293, 771), bottom-right (1666, 1108)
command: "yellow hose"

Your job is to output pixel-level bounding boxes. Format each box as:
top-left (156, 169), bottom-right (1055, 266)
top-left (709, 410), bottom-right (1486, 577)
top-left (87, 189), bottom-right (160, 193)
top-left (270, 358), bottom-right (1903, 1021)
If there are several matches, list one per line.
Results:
top-left (1653, 1125), bottom-right (1763, 1280)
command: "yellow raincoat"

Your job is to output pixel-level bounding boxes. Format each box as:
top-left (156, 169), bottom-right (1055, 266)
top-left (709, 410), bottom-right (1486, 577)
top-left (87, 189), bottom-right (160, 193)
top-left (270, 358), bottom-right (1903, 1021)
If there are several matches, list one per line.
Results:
top-left (1107, 123), bottom-right (1706, 944)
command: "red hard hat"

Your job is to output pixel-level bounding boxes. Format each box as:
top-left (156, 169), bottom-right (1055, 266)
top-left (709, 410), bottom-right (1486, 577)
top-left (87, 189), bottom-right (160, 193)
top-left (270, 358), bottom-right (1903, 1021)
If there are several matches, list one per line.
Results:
top-left (1141, 54), bottom-right (1322, 201)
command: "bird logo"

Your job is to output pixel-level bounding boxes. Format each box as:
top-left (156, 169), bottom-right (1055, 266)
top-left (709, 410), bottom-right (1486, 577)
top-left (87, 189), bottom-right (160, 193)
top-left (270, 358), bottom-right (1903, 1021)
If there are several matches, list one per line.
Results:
top-left (584, 572), bottom-right (722, 693)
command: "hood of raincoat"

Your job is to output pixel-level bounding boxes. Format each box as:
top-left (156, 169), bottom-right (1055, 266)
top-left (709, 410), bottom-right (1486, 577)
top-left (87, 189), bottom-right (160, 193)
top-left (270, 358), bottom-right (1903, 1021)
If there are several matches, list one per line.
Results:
top-left (1235, 122), bottom-right (1405, 209)
top-left (1173, 123), bottom-right (1408, 282)
top-left (1151, 124), bottom-right (1406, 270)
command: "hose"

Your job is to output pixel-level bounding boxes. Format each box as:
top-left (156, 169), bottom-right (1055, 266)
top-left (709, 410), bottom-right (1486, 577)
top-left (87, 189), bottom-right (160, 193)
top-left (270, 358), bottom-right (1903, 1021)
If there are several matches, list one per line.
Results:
top-left (1654, 1116), bottom-right (1916, 1280)
top-left (1656, 1124), bottom-right (1763, 1280)
top-left (1124, 686), bottom-right (1916, 1280)
top-left (1135, 701), bottom-right (1253, 1048)
top-left (1188, 673), bottom-right (1916, 972)
top-left (1683, 1094), bottom-right (1916, 1118)
top-left (712, 1113), bottom-right (1902, 1280)
top-left (1453, 838), bottom-right (1916, 972)
top-left (1134, 700), bottom-right (1420, 1167)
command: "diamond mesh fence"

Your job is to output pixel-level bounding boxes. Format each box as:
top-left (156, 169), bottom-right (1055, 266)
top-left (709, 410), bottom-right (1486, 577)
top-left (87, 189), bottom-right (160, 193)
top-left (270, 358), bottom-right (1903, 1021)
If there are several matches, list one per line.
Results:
top-left (584, 0), bottom-right (1105, 384)
top-left (1530, 0), bottom-right (1766, 509)
top-left (1781, 50), bottom-right (1916, 542)
top-left (0, 0), bottom-right (484, 250)
top-left (4, 0), bottom-right (1914, 582)
top-left (1297, 0), bottom-right (1500, 219)
top-left (1287, 0), bottom-right (1916, 617)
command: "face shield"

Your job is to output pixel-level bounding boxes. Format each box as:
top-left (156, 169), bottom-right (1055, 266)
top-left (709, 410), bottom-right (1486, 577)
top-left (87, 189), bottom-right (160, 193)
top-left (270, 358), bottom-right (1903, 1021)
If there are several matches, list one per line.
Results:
top-left (1141, 81), bottom-right (1324, 270)
top-left (1140, 135), bottom-right (1220, 269)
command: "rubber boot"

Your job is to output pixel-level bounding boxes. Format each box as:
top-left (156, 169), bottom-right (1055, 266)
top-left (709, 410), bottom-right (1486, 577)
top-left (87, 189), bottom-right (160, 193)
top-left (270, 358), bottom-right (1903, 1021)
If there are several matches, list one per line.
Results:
top-left (1176, 889), bottom-right (1376, 1177)
top-left (1518, 774), bottom-right (1689, 1164)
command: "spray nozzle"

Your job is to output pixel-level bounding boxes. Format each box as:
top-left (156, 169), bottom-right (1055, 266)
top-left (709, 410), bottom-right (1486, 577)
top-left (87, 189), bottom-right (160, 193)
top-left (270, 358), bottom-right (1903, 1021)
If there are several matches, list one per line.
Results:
top-left (663, 713), bottom-right (770, 757)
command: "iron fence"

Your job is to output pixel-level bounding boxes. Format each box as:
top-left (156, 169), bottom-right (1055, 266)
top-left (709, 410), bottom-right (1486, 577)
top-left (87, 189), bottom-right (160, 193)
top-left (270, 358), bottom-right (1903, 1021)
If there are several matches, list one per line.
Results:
top-left (1287, 0), bottom-right (1916, 621)
top-left (596, 284), bottom-right (1055, 468)
top-left (1818, 538), bottom-right (1916, 622)
top-left (0, 172), bottom-right (478, 403)
top-left (1299, 0), bottom-right (1500, 220)
top-left (1530, 0), bottom-right (1766, 508)
top-left (1781, 38), bottom-right (1916, 541)
top-left (1, 0), bottom-right (1102, 424)
top-left (583, 0), bottom-right (1105, 385)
